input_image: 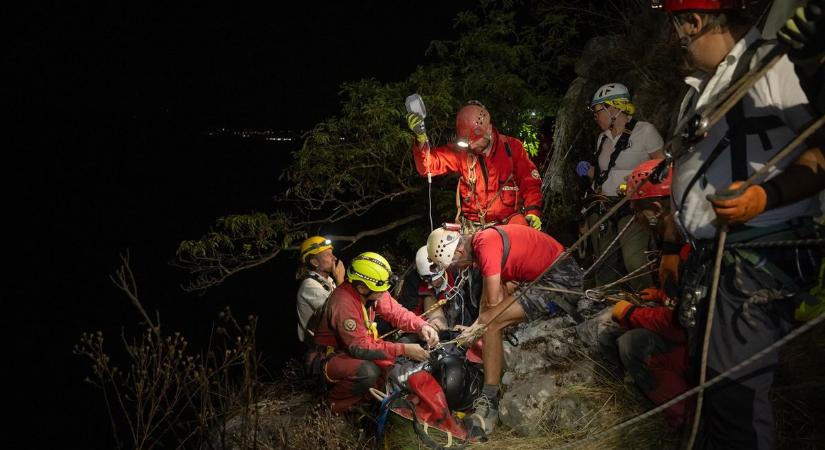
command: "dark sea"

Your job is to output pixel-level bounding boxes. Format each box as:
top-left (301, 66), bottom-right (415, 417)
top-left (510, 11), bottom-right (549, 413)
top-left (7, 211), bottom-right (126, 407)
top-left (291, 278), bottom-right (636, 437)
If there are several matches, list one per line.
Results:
top-left (18, 127), bottom-right (310, 449)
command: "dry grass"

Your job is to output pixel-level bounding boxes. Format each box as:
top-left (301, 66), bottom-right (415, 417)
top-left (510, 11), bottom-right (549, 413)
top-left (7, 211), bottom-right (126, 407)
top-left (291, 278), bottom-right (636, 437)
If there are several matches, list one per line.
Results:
top-left (476, 348), bottom-right (679, 450)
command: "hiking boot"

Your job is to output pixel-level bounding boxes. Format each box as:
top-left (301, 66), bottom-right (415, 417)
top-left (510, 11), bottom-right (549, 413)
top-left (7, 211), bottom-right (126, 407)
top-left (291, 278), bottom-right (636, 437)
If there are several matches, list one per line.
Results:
top-left (465, 392), bottom-right (499, 439)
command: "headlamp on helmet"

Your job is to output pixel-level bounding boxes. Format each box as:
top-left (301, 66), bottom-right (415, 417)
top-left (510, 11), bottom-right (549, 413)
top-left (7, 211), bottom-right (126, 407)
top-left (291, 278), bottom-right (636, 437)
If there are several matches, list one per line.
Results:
top-left (455, 101), bottom-right (492, 149)
top-left (300, 236), bottom-right (333, 262)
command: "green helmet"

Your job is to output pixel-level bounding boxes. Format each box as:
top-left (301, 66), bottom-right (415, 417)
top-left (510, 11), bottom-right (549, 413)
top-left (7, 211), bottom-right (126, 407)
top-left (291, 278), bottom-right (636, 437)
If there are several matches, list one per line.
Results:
top-left (347, 252), bottom-right (393, 292)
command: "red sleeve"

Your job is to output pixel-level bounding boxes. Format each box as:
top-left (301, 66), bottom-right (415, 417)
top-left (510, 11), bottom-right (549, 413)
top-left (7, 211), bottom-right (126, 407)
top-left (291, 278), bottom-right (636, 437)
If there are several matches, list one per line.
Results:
top-left (626, 306), bottom-right (686, 343)
top-left (412, 141), bottom-right (462, 177)
top-left (376, 292), bottom-right (427, 333)
top-left (331, 296), bottom-right (405, 360)
top-left (508, 138), bottom-right (543, 215)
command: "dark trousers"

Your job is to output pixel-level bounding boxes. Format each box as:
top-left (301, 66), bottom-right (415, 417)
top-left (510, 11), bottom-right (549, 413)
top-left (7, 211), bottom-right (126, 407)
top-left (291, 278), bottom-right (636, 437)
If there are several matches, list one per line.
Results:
top-left (690, 242), bottom-right (818, 450)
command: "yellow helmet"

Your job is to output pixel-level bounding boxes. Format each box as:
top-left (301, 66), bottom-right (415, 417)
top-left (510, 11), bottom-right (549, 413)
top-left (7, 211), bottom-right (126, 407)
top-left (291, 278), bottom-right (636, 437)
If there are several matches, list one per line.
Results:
top-left (300, 236), bottom-right (332, 262)
top-left (347, 252), bottom-right (393, 292)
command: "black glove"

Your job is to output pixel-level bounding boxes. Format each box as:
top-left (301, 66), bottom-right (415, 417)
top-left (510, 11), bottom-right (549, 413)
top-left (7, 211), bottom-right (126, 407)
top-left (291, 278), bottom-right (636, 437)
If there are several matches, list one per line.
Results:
top-left (778, 1), bottom-right (823, 57)
top-left (778, 0), bottom-right (825, 114)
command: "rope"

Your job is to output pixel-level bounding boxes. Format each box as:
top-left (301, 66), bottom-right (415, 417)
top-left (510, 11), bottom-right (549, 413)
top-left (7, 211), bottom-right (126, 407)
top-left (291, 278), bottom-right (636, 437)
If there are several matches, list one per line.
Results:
top-left (581, 214), bottom-right (636, 279)
top-left (726, 238), bottom-right (825, 249)
top-left (380, 269), bottom-right (472, 340)
top-left (555, 310), bottom-right (825, 450)
top-left (686, 226), bottom-right (727, 449)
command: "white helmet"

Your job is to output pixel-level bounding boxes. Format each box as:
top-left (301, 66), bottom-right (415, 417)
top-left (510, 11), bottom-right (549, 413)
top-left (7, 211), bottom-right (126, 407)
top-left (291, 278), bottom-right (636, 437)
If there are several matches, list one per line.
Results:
top-left (415, 246), bottom-right (433, 276)
top-left (427, 227), bottom-right (461, 269)
top-left (591, 83), bottom-right (631, 107)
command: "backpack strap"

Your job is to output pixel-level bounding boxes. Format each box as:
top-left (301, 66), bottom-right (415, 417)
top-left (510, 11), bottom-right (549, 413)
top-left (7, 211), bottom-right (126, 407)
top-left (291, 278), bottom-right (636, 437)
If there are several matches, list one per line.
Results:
top-left (492, 226), bottom-right (511, 271)
top-left (306, 271), bottom-right (333, 292)
top-left (677, 39), bottom-right (783, 214)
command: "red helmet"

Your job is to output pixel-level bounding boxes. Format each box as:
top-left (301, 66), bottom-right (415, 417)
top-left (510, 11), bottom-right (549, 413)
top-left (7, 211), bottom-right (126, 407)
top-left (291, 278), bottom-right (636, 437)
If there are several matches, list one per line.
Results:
top-left (628, 159), bottom-right (672, 200)
top-left (455, 102), bottom-right (492, 148)
top-left (652, 0), bottom-right (740, 11)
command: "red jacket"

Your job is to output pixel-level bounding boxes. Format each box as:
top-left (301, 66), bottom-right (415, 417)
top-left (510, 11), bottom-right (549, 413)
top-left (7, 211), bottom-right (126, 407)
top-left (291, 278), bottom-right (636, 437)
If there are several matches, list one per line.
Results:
top-left (620, 306), bottom-right (686, 344)
top-left (412, 129), bottom-right (542, 224)
top-left (313, 282), bottom-right (427, 360)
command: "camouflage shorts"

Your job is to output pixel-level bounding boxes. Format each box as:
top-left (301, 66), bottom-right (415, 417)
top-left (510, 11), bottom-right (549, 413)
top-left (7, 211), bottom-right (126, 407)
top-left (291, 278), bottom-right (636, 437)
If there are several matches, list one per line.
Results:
top-left (516, 255), bottom-right (583, 322)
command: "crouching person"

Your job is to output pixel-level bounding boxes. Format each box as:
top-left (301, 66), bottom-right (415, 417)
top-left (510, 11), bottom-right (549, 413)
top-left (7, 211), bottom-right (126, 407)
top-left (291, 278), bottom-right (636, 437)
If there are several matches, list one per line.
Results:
top-left (306, 251), bottom-right (439, 414)
top-left (428, 224), bottom-right (583, 438)
top-left (598, 159), bottom-right (692, 430)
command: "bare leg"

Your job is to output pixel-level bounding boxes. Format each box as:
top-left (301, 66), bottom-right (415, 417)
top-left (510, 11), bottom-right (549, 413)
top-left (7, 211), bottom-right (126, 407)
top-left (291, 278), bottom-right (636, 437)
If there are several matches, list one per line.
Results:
top-left (480, 296), bottom-right (527, 385)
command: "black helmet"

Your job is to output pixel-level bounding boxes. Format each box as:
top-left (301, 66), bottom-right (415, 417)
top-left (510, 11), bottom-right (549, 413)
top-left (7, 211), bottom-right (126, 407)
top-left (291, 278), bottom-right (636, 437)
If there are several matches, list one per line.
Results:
top-left (429, 352), bottom-right (483, 411)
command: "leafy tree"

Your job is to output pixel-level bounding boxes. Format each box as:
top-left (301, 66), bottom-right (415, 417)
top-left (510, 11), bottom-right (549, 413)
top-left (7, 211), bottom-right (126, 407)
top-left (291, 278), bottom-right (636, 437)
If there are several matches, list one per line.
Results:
top-left (173, 0), bottom-right (608, 291)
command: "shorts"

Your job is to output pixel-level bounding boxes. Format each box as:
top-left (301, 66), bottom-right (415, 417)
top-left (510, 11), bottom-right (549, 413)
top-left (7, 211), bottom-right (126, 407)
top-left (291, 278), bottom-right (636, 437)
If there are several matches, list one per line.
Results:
top-left (516, 255), bottom-right (583, 322)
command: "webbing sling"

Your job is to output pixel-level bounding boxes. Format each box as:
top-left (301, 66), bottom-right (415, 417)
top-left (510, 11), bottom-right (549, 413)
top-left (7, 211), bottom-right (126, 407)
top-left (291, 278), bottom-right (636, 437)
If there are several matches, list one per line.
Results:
top-left (677, 39), bottom-right (784, 215)
top-left (594, 118), bottom-right (638, 191)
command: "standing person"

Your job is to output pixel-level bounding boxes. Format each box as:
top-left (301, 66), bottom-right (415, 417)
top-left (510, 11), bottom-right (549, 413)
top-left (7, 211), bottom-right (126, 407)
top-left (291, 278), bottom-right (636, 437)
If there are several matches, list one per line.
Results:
top-left (407, 101), bottom-right (544, 233)
top-left (576, 83), bottom-right (664, 290)
top-left (660, 1), bottom-right (823, 448)
top-left (296, 236), bottom-right (345, 343)
top-left (307, 252), bottom-right (439, 414)
top-left (427, 224), bottom-right (583, 437)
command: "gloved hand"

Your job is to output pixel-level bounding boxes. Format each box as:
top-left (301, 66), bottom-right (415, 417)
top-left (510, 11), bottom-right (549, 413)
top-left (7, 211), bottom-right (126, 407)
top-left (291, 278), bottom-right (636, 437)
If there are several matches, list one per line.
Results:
top-left (576, 160), bottom-right (592, 177)
top-left (710, 181), bottom-right (767, 224)
top-left (777, 0), bottom-right (825, 115)
top-left (406, 112), bottom-right (428, 145)
top-left (659, 254), bottom-right (681, 287)
top-left (639, 287), bottom-right (668, 304)
top-left (526, 214), bottom-right (542, 230)
top-left (611, 300), bottom-right (635, 326)
top-left (777, 0), bottom-right (824, 60)
top-left (419, 323), bottom-right (440, 348)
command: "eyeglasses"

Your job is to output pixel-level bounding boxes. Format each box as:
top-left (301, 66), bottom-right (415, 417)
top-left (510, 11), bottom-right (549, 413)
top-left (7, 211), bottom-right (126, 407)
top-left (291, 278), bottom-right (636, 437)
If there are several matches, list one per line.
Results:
top-left (591, 106), bottom-right (606, 116)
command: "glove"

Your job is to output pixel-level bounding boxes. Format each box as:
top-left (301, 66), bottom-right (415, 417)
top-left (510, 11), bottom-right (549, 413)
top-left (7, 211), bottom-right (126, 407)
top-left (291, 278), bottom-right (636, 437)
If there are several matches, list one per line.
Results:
top-left (659, 254), bottom-right (681, 287)
top-left (611, 300), bottom-right (635, 326)
top-left (526, 214), bottom-right (542, 230)
top-left (710, 181), bottom-right (767, 224)
top-left (777, 1), bottom-right (824, 59)
top-left (777, 0), bottom-right (825, 115)
top-left (406, 112), bottom-right (428, 145)
top-left (639, 287), bottom-right (668, 304)
top-left (576, 160), bottom-right (592, 177)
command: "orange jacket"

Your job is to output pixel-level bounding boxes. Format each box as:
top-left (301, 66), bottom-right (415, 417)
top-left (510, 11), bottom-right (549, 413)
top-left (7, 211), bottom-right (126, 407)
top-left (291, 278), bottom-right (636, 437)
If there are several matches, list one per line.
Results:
top-left (412, 129), bottom-right (542, 224)
top-left (313, 282), bottom-right (427, 360)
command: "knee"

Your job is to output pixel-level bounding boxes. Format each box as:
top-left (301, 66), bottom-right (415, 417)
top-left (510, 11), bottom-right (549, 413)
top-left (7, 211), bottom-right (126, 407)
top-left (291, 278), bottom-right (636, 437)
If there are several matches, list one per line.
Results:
top-left (352, 361), bottom-right (381, 394)
top-left (617, 329), bottom-right (649, 364)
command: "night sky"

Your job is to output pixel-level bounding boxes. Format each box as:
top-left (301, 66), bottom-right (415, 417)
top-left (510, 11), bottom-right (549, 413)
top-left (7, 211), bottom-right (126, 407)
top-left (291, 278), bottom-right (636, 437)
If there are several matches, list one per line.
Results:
top-left (12, 3), bottom-right (475, 448)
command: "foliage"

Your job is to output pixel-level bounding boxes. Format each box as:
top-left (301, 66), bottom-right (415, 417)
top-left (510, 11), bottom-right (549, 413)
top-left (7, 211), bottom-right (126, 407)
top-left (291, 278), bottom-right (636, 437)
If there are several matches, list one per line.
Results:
top-left (75, 255), bottom-right (264, 449)
top-left (174, 0), bottom-right (591, 291)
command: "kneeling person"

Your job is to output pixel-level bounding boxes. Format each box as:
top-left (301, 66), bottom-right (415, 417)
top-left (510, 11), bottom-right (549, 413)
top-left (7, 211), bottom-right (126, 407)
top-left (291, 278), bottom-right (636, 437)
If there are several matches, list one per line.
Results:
top-left (308, 252), bottom-right (439, 414)
top-left (427, 224), bottom-right (583, 437)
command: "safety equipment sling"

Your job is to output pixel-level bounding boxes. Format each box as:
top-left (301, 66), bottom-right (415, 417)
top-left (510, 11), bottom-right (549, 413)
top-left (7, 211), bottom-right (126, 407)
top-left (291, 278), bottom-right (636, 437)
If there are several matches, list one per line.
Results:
top-left (676, 39), bottom-right (784, 217)
top-left (594, 118), bottom-right (638, 193)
